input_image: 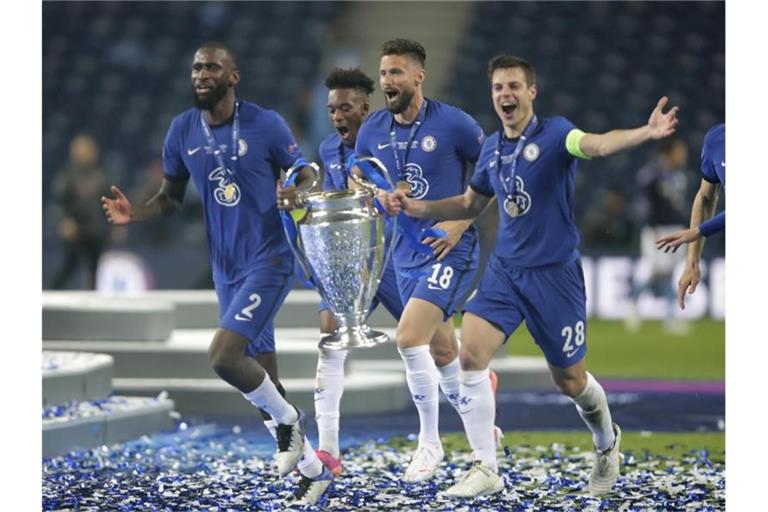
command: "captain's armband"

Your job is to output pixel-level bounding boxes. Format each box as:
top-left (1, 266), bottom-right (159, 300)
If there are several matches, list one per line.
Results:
top-left (565, 129), bottom-right (591, 160)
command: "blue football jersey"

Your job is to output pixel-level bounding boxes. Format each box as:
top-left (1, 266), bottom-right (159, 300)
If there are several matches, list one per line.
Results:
top-left (355, 99), bottom-right (484, 268)
top-left (162, 101), bottom-right (301, 283)
top-left (470, 116), bottom-right (582, 268)
top-left (701, 123), bottom-right (725, 190)
top-left (319, 132), bottom-right (354, 191)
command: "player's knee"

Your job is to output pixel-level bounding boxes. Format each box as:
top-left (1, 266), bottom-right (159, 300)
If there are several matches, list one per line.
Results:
top-left (430, 342), bottom-right (458, 367)
top-left (553, 373), bottom-right (587, 398)
top-left (458, 344), bottom-right (485, 371)
top-left (396, 326), bottom-right (423, 349)
top-left (208, 334), bottom-right (241, 378)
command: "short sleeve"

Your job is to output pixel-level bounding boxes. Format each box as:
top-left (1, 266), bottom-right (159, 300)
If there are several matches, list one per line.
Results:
top-left (453, 109), bottom-right (485, 163)
top-left (700, 132), bottom-right (720, 184)
top-left (468, 138), bottom-right (496, 197)
top-left (551, 117), bottom-right (578, 160)
top-left (162, 117), bottom-right (190, 182)
top-left (354, 119), bottom-right (373, 157)
top-left (268, 112), bottom-right (304, 169)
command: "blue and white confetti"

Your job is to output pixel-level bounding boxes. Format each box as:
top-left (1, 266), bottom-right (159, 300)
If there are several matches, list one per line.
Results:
top-left (42, 422), bottom-right (725, 511)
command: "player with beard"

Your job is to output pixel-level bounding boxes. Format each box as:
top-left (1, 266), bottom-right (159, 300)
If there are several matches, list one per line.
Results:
top-left (312, 67), bottom-right (498, 478)
top-left (354, 39), bottom-right (491, 483)
top-left (101, 42), bottom-right (333, 506)
top-left (381, 54), bottom-right (679, 497)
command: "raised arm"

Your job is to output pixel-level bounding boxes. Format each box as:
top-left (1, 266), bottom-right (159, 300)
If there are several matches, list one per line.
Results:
top-left (101, 178), bottom-right (187, 225)
top-left (577, 97), bottom-right (679, 158)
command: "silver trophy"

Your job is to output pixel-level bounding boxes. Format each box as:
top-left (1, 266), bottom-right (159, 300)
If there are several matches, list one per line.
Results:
top-left (285, 157), bottom-right (396, 350)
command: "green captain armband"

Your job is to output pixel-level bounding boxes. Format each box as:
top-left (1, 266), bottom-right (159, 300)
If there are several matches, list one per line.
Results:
top-left (565, 129), bottom-right (591, 160)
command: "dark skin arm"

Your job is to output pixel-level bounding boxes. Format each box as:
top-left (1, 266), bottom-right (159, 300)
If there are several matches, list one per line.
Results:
top-left (101, 178), bottom-right (187, 224)
top-left (276, 166), bottom-right (319, 209)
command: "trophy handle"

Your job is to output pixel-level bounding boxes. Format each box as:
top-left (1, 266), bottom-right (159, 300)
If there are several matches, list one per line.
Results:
top-left (284, 160), bottom-right (321, 206)
top-left (350, 156), bottom-right (396, 193)
top-left (280, 160), bottom-right (321, 284)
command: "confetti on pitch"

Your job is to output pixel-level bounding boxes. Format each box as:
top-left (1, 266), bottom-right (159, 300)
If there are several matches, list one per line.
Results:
top-left (43, 423), bottom-right (725, 511)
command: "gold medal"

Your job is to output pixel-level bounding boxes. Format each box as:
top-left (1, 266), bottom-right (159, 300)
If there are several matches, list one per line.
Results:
top-left (224, 183), bottom-right (236, 201)
top-left (504, 197), bottom-right (520, 217)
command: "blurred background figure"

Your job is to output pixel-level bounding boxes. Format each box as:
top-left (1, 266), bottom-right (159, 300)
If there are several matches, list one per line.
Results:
top-left (581, 185), bottom-right (635, 252)
top-left (625, 137), bottom-right (692, 334)
top-left (49, 133), bottom-right (109, 289)
top-left (127, 159), bottom-right (177, 246)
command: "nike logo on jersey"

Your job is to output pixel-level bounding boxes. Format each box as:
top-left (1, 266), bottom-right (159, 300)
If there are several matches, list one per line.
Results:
top-left (427, 284), bottom-right (446, 291)
top-left (188, 146), bottom-right (202, 155)
top-left (234, 313), bottom-right (251, 321)
top-left (565, 349), bottom-right (579, 358)
top-left (377, 142), bottom-right (391, 149)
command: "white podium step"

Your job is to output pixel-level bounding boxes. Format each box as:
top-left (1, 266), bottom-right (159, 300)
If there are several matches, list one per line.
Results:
top-left (43, 395), bottom-right (175, 458)
top-left (42, 351), bottom-right (114, 407)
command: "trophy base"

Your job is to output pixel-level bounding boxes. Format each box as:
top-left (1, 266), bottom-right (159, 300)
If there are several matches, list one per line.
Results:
top-left (319, 325), bottom-right (390, 350)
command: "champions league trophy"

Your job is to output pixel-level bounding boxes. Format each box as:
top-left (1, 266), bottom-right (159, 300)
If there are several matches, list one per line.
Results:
top-left (283, 157), bottom-right (396, 350)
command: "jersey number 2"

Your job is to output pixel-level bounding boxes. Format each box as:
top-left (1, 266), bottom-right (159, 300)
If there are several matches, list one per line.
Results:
top-left (235, 293), bottom-right (262, 321)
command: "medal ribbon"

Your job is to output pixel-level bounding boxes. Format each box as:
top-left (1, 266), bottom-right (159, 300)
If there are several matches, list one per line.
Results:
top-left (389, 99), bottom-right (428, 174)
top-left (495, 114), bottom-right (538, 202)
top-left (200, 100), bottom-right (240, 178)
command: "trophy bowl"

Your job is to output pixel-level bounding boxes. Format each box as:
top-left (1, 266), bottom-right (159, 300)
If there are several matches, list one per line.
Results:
top-left (296, 187), bottom-right (391, 350)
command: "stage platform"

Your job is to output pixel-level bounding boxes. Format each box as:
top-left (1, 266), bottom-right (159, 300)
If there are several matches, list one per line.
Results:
top-left (42, 291), bottom-right (552, 417)
top-left (42, 351), bottom-right (175, 457)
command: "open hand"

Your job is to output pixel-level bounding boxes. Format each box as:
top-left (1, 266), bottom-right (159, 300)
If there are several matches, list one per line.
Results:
top-left (647, 96), bottom-right (680, 139)
top-left (101, 186), bottom-right (133, 225)
top-left (656, 227), bottom-right (702, 253)
top-left (677, 260), bottom-right (701, 310)
top-left (422, 220), bottom-right (468, 262)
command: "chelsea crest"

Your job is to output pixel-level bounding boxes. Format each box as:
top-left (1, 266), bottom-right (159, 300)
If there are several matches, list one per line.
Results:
top-left (523, 143), bottom-right (539, 161)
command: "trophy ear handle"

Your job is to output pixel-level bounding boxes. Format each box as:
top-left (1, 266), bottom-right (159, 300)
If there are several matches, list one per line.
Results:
top-left (351, 156), bottom-right (395, 193)
top-left (349, 170), bottom-right (378, 195)
top-left (284, 160), bottom-right (321, 191)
